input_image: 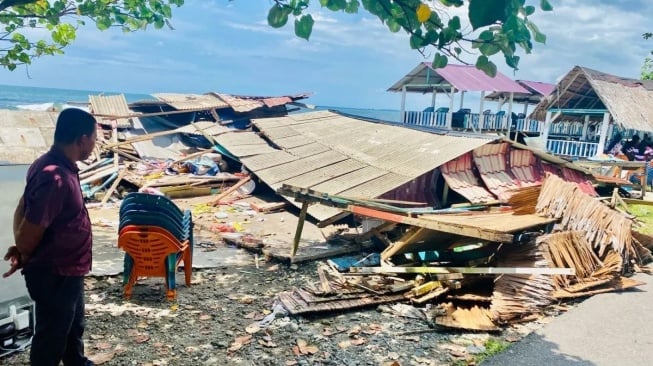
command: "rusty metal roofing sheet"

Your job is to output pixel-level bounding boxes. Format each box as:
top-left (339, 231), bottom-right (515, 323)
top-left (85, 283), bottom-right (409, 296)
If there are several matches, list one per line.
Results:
top-left (517, 80), bottom-right (555, 97)
top-left (0, 110), bottom-right (57, 164)
top-left (152, 93), bottom-right (229, 110)
top-left (387, 63), bottom-right (529, 93)
top-left (215, 93), bottom-right (264, 113)
top-left (89, 94), bottom-right (136, 128)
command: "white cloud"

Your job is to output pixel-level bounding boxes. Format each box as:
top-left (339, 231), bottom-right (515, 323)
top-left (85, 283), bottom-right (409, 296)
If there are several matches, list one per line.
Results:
top-left (2, 0), bottom-right (652, 110)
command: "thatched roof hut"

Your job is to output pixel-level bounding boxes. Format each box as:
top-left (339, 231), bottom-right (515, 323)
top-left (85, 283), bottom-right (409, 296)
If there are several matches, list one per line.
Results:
top-left (530, 66), bottom-right (653, 131)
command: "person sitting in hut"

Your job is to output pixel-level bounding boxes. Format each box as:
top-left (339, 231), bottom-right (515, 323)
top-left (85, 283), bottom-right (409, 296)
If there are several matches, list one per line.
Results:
top-left (585, 125), bottom-right (598, 142)
top-left (604, 132), bottom-right (624, 156)
top-left (621, 134), bottom-right (641, 161)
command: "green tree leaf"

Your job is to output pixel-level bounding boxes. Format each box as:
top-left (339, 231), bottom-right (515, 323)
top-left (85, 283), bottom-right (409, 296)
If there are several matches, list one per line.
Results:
top-left (294, 14), bottom-right (314, 40)
top-left (526, 21), bottom-right (546, 44)
top-left (432, 53), bottom-right (448, 68)
top-left (540, 0), bottom-right (553, 11)
top-left (469, 0), bottom-right (509, 30)
top-left (268, 4), bottom-right (290, 28)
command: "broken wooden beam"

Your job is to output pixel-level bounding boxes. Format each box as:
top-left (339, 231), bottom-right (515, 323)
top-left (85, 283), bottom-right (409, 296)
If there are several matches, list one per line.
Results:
top-left (250, 201), bottom-right (286, 213)
top-left (209, 176), bottom-right (251, 206)
top-left (349, 205), bottom-right (514, 243)
top-left (100, 168), bottom-right (128, 204)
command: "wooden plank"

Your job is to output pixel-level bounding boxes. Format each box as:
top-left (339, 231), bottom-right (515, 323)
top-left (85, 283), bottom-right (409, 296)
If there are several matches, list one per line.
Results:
top-left (249, 201), bottom-right (287, 213)
top-left (100, 168), bottom-right (128, 204)
top-left (382, 227), bottom-right (429, 261)
top-left (349, 205), bottom-right (514, 243)
top-left (349, 266), bottom-right (575, 275)
top-left (209, 176), bottom-right (251, 206)
top-left (623, 198), bottom-right (653, 206)
top-left (291, 201), bottom-right (309, 257)
top-left (419, 212), bottom-right (557, 234)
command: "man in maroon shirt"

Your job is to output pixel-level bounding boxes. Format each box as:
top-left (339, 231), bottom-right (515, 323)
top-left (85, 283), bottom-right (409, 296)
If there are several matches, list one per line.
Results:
top-left (3, 108), bottom-right (97, 366)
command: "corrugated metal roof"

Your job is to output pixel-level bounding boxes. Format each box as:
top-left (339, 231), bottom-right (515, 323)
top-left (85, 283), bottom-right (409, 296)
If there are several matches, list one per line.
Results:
top-left (152, 93), bottom-right (229, 110)
top-left (517, 80), bottom-right (555, 97)
top-left (214, 93), bottom-right (265, 113)
top-left (241, 111), bottom-right (492, 221)
top-left (387, 63), bottom-right (529, 94)
top-left (0, 110), bottom-right (57, 164)
top-left (89, 94), bottom-right (136, 128)
top-left (485, 80), bottom-right (555, 104)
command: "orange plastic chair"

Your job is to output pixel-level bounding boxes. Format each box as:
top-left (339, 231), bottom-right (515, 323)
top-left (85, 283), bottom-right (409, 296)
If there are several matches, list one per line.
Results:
top-left (118, 228), bottom-right (192, 300)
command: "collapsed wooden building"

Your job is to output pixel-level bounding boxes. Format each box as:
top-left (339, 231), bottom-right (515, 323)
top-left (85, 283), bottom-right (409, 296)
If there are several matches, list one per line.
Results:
top-left (2, 102), bottom-right (651, 332)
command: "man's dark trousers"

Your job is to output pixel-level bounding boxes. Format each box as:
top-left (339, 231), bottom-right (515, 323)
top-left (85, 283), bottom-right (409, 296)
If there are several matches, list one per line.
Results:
top-left (25, 270), bottom-right (91, 366)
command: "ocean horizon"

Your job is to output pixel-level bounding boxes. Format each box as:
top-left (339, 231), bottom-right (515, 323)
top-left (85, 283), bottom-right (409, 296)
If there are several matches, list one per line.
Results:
top-left (0, 84), bottom-right (402, 122)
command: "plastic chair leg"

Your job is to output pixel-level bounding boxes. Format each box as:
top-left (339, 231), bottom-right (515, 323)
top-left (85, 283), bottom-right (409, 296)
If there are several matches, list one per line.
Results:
top-left (124, 269), bottom-right (137, 300)
top-left (183, 250), bottom-right (192, 287)
top-left (123, 253), bottom-right (133, 285)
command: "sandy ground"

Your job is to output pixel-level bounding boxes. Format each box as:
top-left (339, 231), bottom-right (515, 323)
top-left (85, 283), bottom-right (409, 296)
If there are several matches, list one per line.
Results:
top-left (3, 191), bottom-right (567, 365)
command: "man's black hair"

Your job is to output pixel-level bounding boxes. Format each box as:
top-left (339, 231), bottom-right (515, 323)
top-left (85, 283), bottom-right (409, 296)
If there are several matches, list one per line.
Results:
top-left (54, 108), bottom-right (97, 145)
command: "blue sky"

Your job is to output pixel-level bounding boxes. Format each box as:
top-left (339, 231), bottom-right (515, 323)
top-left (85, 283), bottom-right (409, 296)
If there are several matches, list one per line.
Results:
top-left (1, 0), bottom-right (651, 110)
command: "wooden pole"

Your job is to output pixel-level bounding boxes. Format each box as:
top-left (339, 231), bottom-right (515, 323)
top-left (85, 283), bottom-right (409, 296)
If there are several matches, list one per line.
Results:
top-left (400, 86), bottom-right (406, 123)
top-left (100, 168), bottom-right (128, 204)
top-left (596, 111), bottom-right (611, 157)
top-left (291, 201), bottom-right (309, 257)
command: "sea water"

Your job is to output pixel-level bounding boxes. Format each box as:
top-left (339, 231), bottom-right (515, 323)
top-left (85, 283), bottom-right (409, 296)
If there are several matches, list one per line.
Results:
top-left (0, 83), bottom-right (401, 121)
top-left (0, 84), bottom-right (154, 111)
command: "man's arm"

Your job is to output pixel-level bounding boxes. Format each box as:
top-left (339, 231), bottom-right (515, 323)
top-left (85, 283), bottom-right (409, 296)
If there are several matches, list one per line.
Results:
top-left (13, 195), bottom-right (24, 237)
top-left (14, 218), bottom-right (46, 259)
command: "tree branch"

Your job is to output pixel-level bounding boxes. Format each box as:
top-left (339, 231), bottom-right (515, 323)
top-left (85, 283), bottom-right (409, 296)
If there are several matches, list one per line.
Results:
top-left (0, 0), bottom-right (38, 12)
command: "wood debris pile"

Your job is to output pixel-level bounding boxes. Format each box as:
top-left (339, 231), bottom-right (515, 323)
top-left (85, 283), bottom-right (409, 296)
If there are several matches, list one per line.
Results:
top-left (275, 173), bottom-right (651, 331)
top-left (78, 125), bottom-right (243, 204)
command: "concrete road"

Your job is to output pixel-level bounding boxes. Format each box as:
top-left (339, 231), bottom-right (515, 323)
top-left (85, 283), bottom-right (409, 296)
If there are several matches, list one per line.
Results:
top-left (0, 165), bottom-right (30, 304)
top-left (482, 272), bottom-right (653, 366)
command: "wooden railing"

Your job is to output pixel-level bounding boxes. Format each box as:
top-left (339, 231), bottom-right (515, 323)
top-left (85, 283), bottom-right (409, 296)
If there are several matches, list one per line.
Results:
top-left (546, 140), bottom-right (598, 158)
top-left (514, 119), bottom-right (545, 133)
top-left (403, 111), bottom-right (448, 128)
top-left (402, 111), bottom-right (549, 133)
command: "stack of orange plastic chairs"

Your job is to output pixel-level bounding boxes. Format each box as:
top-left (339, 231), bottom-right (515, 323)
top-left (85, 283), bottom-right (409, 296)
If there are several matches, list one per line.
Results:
top-left (118, 193), bottom-right (193, 300)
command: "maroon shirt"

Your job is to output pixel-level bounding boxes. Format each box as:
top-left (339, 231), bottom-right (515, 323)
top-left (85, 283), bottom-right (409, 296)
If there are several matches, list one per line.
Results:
top-left (22, 147), bottom-right (92, 276)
